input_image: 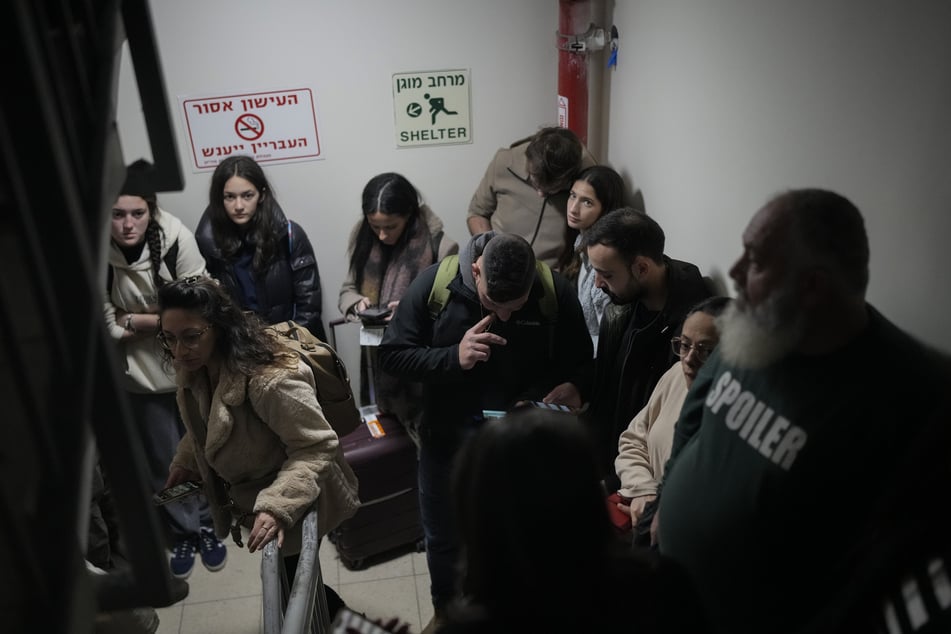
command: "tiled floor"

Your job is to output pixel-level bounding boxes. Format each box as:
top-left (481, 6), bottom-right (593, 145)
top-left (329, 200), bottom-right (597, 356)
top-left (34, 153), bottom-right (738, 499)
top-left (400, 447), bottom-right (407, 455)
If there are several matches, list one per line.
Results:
top-left (154, 539), bottom-right (432, 633)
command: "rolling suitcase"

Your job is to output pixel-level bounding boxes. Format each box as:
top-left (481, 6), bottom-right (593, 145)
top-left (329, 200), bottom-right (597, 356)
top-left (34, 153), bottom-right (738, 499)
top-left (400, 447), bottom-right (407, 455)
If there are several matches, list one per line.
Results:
top-left (329, 412), bottom-right (425, 569)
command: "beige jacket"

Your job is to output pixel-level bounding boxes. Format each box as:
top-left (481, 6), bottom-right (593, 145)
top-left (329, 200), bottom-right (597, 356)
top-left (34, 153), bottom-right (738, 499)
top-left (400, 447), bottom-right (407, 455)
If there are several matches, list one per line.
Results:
top-left (467, 137), bottom-right (597, 267)
top-left (338, 204), bottom-right (458, 317)
top-left (615, 363), bottom-right (688, 499)
top-left (171, 358), bottom-right (360, 552)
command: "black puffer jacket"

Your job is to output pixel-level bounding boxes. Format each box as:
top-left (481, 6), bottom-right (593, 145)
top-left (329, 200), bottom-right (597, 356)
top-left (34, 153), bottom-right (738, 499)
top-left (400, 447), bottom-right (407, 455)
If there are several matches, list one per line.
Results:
top-left (195, 204), bottom-right (326, 340)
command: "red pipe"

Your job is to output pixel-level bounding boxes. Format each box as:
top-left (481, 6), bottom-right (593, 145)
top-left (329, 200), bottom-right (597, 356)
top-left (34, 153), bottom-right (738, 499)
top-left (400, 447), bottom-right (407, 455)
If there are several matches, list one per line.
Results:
top-left (558, 0), bottom-right (590, 145)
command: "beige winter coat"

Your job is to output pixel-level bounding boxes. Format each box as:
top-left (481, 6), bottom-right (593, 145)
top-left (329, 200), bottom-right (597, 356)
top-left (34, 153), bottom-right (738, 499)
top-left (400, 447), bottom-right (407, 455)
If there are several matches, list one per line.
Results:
top-left (467, 137), bottom-right (597, 267)
top-left (171, 358), bottom-right (360, 553)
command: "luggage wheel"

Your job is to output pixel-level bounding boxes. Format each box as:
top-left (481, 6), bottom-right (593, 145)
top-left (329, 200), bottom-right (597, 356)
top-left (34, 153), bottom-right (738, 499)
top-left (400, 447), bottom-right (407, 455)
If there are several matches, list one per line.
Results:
top-left (341, 556), bottom-right (367, 571)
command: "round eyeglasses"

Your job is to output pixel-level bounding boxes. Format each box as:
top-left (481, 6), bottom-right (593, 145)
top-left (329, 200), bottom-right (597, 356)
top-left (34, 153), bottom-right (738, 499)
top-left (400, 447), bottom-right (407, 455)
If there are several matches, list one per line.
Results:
top-left (670, 337), bottom-right (715, 363)
top-left (158, 325), bottom-right (212, 351)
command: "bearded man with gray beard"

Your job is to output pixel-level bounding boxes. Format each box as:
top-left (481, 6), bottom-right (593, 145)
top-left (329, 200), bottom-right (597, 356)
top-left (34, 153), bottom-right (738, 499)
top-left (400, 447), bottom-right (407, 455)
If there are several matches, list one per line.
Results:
top-left (653, 188), bottom-right (951, 634)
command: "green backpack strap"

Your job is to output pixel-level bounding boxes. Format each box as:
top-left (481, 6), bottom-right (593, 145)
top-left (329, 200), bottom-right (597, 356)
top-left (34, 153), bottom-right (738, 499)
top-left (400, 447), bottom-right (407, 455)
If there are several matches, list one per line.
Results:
top-left (426, 254), bottom-right (558, 322)
top-left (426, 254), bottom-right (461, 319)
top-left (535, 260), bottom-right (557, 323)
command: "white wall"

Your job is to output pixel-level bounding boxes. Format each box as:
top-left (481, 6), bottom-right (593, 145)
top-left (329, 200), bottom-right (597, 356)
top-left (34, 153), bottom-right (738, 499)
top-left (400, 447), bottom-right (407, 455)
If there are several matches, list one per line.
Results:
top-left (605, 1), bottom-right (951, 351)
top-left (119, 0), bottom-right (951, 351)
top-left (118, 0), bottom-right (558, 325)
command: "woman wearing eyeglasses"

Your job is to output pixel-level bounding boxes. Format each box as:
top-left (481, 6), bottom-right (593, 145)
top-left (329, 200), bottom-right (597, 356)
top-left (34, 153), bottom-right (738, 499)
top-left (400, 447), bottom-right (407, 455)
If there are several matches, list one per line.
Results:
top-left (103, 160), bottom-right (225, 580)
top-left (157, 276), bottom-right (359, 619)
top-left (613, 296), bottom-right (731, 543)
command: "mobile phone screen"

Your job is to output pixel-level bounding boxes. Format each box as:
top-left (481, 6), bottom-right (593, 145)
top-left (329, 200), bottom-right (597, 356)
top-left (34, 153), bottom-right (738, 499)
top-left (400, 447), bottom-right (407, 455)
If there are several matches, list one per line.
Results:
top-left (359, 307), bottom-right (391, 319)
top-left (531, 401), bottom-right (571, 412)
top-left (152, 481), bottom-right (202, 506)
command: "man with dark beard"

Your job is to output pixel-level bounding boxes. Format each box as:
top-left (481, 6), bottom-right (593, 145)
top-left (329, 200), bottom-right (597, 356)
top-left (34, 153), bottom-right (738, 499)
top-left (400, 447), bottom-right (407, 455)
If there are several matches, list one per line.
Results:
top-left (655, 189), bottom-right (951, 634)
top-left (544, 207), bottom-right (711, 488)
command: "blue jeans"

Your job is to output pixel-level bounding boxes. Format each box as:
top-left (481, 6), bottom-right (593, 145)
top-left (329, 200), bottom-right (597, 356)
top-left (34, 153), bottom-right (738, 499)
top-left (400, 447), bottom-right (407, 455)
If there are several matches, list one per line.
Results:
top-left (418, 426), bottom-right (476, 611)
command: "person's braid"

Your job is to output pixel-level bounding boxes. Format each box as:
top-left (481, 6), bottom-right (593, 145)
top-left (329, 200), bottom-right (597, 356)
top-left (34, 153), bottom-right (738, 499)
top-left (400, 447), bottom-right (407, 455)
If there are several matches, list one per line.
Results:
top-left (146, 220), bottom-right (166, 287)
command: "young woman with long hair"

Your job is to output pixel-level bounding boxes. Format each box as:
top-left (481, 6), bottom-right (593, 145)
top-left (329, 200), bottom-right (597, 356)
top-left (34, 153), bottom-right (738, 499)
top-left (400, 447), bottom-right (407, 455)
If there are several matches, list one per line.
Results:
top-left (196, 155), bottom-right (327, 340)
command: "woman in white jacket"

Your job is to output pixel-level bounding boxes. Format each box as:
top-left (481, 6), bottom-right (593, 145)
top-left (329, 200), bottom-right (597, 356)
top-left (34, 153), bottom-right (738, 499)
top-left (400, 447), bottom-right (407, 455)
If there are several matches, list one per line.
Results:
top-left (613, 296), bottom-right (730, 543)
top-left (104, 159), bottom-right (225, 579)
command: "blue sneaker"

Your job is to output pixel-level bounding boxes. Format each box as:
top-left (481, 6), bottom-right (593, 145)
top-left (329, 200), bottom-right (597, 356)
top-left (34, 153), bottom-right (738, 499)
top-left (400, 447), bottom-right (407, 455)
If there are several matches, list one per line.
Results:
top-left (169, 537), bottom-right (197, 579)
top-left (198, 526), bottom-right (227, 572)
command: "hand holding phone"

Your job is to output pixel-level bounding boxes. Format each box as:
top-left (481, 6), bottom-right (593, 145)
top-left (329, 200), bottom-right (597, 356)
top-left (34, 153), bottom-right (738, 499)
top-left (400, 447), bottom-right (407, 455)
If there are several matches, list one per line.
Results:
top-left (358, 306), bottom-right (392, 325)
top-left (152, 480), bottom-right (203, 506)
top-left (531, 401), bottom-right (571, 412)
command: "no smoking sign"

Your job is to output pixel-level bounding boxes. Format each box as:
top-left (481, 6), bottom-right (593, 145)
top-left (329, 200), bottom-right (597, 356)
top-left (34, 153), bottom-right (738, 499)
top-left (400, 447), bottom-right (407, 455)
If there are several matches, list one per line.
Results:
top-left (180, 88), bottom-right (322, 169)
top-left (235, 113), bottom-right (264, 140)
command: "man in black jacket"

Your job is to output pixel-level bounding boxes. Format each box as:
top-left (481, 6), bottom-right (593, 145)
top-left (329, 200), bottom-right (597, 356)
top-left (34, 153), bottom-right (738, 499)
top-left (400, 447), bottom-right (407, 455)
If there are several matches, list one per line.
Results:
top-left (379, 232), bottom-right (592, 631)
top-left (545, 207), bottom-right (711, 489)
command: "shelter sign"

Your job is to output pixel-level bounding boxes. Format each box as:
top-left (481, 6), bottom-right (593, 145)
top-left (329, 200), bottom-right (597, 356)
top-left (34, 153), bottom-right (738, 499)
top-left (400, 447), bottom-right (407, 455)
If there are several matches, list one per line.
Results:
top-left (180, 88), bottom-right (322, 170)
top-left (392, 69), bottom-right (471, 148)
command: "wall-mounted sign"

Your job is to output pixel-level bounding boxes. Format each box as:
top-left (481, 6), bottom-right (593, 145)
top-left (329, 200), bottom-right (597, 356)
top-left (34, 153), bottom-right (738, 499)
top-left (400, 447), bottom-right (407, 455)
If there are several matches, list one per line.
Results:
top-left (179, 88), bottom-right (322, 170)
top-left (558, 95), bottom-right (569, 128)
top-left (392, 69), bottom-right (471, 148)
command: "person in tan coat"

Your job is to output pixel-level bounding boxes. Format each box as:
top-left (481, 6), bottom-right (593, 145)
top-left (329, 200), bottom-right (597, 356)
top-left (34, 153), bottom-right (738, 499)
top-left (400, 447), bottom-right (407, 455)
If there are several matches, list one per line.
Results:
top-left (467, 127), bottom-right (598, 267)
top-left (158, 276), bottom-right (359, 617)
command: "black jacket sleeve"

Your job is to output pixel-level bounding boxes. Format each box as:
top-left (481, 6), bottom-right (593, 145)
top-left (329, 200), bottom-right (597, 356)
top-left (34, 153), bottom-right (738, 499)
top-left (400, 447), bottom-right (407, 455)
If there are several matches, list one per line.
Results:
top-left (195, 209), bottom-right (232, 286)
top-left (378, 265), bottom-right (467, 383)
top-left (287, 221), bottom-right (326, 341)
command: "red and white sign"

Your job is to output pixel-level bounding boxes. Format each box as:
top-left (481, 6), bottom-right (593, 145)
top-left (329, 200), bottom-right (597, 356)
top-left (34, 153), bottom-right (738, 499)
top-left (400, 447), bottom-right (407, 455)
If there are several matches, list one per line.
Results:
top-left (557, 95), bottom-right (569, 128)
top-left (180, 88), bottom-right (322, 170)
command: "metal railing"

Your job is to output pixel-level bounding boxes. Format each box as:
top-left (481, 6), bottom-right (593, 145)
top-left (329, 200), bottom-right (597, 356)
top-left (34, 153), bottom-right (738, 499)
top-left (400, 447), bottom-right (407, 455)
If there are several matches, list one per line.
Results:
top-left (262, 507), bottom-right (331, 634)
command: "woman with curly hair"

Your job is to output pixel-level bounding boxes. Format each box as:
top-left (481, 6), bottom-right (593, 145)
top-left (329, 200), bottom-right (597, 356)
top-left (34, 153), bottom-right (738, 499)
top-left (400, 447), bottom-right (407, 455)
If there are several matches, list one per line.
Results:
top-left (158, 276), bottom-right (359, 618)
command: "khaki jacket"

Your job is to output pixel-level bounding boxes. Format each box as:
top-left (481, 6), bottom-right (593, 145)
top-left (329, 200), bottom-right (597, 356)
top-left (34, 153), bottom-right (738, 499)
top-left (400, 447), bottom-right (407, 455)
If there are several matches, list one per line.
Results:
top-left (171, 358), bottom-right (360, 553)
top-left (467, 138), bottom-right (597, 266)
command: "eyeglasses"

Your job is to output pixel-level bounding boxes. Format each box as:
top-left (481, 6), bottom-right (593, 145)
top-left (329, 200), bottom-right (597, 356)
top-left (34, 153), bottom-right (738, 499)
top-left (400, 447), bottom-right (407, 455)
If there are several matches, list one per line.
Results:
top-left (158, 326), bottom-right (212, 351)
top-left (671, 337), bottom-right (715, 362)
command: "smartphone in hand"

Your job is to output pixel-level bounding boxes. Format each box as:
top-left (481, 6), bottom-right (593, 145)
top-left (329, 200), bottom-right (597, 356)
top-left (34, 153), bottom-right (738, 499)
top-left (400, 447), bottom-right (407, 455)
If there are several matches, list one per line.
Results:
top-left (358, 306), bottom-right (392, 325)
top-left (531, 401), bottom-right (571, 412)
top-left (152, 480), bottom-right (203, 506)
